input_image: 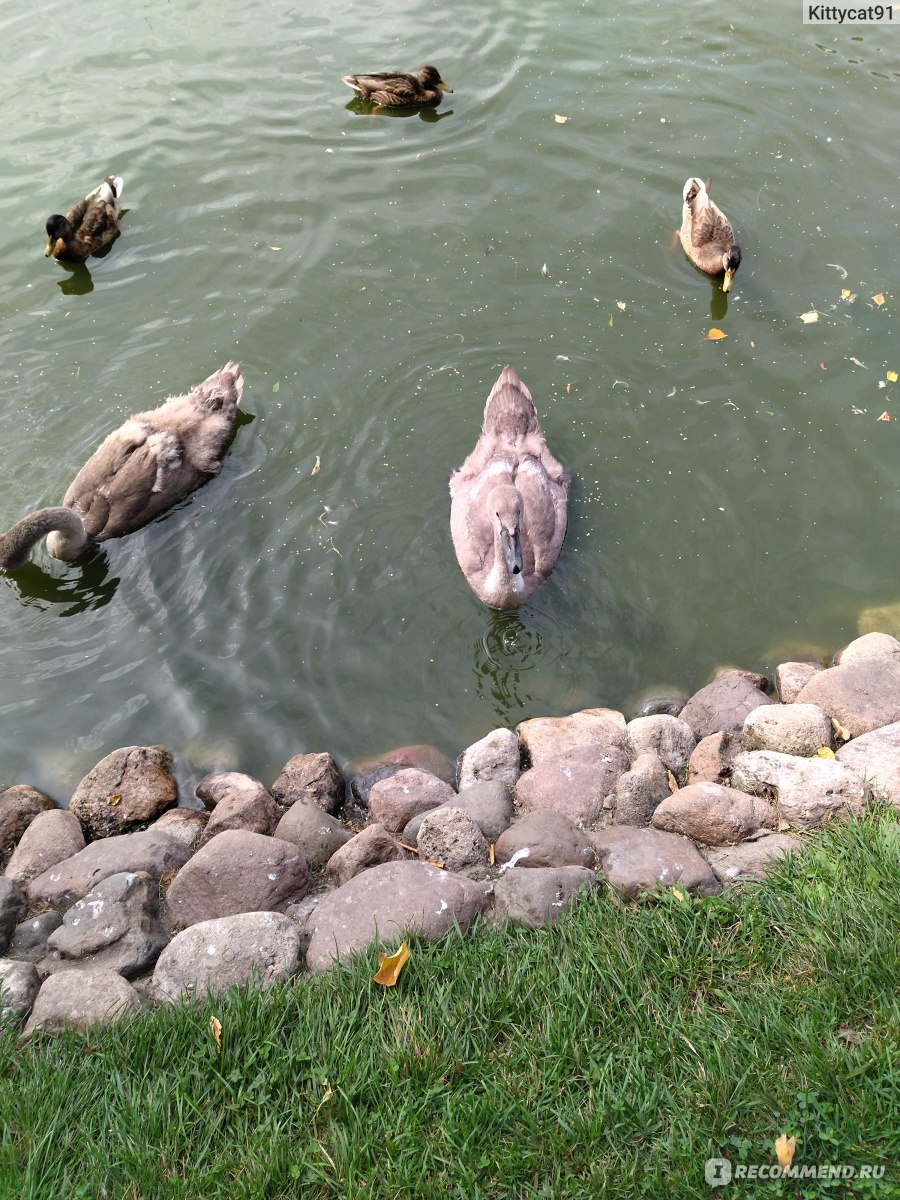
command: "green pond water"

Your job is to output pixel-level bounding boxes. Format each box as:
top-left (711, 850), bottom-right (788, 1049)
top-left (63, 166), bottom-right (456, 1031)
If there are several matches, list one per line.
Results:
top-left (1, 0), bottom-right (898, 798)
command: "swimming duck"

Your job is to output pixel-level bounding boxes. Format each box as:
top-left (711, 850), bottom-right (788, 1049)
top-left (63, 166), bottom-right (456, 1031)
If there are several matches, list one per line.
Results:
top-left (45, 175), bottom-right (124, 262)
top-left (450, 367), bottom-right (570, 609)
top-left (0, 363), bottom-right (243, 569)
top-left (340, 65), bottom-right (453, 108)
top-left (679, 177), bottom-right (742, 292)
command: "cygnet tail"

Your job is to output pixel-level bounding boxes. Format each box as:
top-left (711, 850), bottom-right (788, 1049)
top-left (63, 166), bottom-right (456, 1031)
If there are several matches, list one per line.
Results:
top-left (482, 365), bottom-right (540, 439)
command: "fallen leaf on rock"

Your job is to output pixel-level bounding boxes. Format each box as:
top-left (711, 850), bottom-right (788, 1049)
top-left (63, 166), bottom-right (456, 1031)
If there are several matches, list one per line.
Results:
top-left (872, 293), bottom-right (886, 306)
top-left (554, 113), bottom-right (570, 124)
top-left (106, 794), bottom-right (122, 806)
top-left (373, 941), bottom-right (410, 988)
top-left (816, 746), bottom-right (836, 759)
top-left (775, 1134), bottom-right (797, 1170)
top-left (210, 1016), bottom-right (222, 1052)
top-left (832, 718), bottom-right (852, 742)
top-left (776, 819), bottom-right (791, 832)
top-left (878, 412), bottom-right (891, 422)
top-left (799, 309), bottom-right (819, 324)
top-left (489, 842), bottom-right (496, 866)
top-left (667, 769), bottom-right (680, 792)
top-left (706, 328), bottom-right (727, 341)
top-left (311, 455), bottom-right (321, 476)
top-left (887, 370), bottom-right (898, 383)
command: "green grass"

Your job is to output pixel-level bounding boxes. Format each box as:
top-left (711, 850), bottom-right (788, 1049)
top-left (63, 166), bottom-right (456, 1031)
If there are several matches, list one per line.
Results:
top-left (2, 810), bottom-right (898, 1200)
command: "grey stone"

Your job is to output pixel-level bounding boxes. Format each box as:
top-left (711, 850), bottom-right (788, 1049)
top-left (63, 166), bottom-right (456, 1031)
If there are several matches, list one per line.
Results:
top-left (494, 811), bottom-right (595, 869)
top-left (403, 781), bottom-right (515, 846)
top-left (27, 829), bottom-right (192, 912)
top-left (706, 833), bottom-right (803, 884)
top-left (592, 827), bottom-right (722, 897)
top-left (612, 753), bottom-right (671, 826)
top-left (679, 670), bottom-right (773, 739)
top-left (0, 878), bottom-right (26, 953)
top-left (7, 912), bottom-right (63, 963)
top-left (637, 694), bottom-right (687, 718)
top-left (775, 662), bottom-right (823, 704)
top-left (836, 721), bottom-right (900, 806)
top-left (489, 867), bottom-right (598, 929)
top-left (651, 783), bottom-right (777, 846)
top-left (514, 745), bottom-right (629, 827)
top-left (742, 704), bottom-right (833, 757)
top-left (0, 959), bottom-right (40, 1025)
top-left (202, 781), bottom-right (279, 840)
top-left (150, 808), bottom-right (208, 849)
top-left (457, 728), bottom-right (520, 790)
top-left (835, 632), bottom-right (900, 665)
top-left (68, 745), bottom-right (178, 839)
top-left (43, 871), bottom-right (169, 979)
top-left (731, 751), bottom-right (867, 826)
top-left (687, 731), bottom-right (739, 786)
top-left (623, 715), bottom-right (696, 774)
top-left (516, 708), bottom-right (626, 767)
top-left (326, 824), bottom-right (407, 886)
top-left (271, 753), bottom-right (346, 814)
top-left (416, 808), bottom-right (489, 875)
top-left (274, 800), bottom-right (353, 870)
top-left (196, 771), bottom-right (272, 808)
top-left (0, 786), bottom-right (55, 854)
top-left (165, 830), bottom-right (309, 928)
top-left (153, 911), bottom-right (303, 1003)
top-left (305, 861), bottom-right (491, 972)
top-left (4, 809), bottom-right (86, 887)
top-left (350, 745), bottom-right (455, 806)
top-left (367, 769), bottom-right (456, 834)
top-left (796, 657), bottom-right (900, 738)
top-left (21, 968), bottom-right (141, 1039)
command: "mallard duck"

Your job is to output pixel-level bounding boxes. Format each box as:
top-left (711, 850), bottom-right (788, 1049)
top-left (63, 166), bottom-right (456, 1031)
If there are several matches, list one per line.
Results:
top-left (450, 367), bottom-right (570, 609)
top-left (679, 177), bottom-right (742, 292)
top-left (340, 65), bottom-right (453, 108)
top-left (0, 363), bottom-right (243, 569)
top-left (45, 175), bottom-right (124, 262)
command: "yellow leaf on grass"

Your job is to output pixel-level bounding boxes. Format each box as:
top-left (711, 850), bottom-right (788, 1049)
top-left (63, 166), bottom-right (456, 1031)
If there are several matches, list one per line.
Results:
top-left (878, 411), bottom-right (891, 422)
top-left (887, 370), bottom-right (898, 383)
top-left (554, 113), bottom-right (570, 124)
top-left (872, 293), bottom-right (886, 306)
top-left (374, 941), bottom-right (410, 988)
top-left (816, 746), bottom-right (836, 759)
top-left (775, 1134), bottom-right (797, 1170)
top-left (706, 328), bottom-right (727, 341)
top-left (209, 1016), bottom-right (222, 1051)
top-left (799, 310), bottom-right (819, 324)
top-left (672, 888), bottom-right (686, 902)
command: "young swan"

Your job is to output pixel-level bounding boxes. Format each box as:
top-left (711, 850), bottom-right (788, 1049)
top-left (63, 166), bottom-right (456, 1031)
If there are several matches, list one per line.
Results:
top-left (450, 367), bottom-right (570, 609)
top-left (679, 176), bottom-right (742, 292)
top-left (45, 175), bottom-right (125, 262)
top-left (0, 363), bottom-right (243, 569)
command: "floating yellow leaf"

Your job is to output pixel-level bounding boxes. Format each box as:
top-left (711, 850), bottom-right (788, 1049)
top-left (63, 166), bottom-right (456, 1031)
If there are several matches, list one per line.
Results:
top-left (878, 411), bottom-right (891, 422)
top-left (706, 328), bottom-right (727, 341)
top-left (373, 941), bottom-right (410, 988)
top-left (872, 293), bottom-right (886, 306)
top-left (887, 370), bottom-right (898, 383)
top-left (311, 455), bottom-right (321, 476)
top-left (841, 288), bottom-right (856, 302)
top-left (775, 1134), bottom-right (797, 1170)
top-left (799, 310), bottom-right (819, 324)
top-left (816, 746), bottom-right (836, 759)
top-left (209, 1016), bottom-right (222, 1052)
top-left (616, 301), bottom-right (626, 311)
top-left (554, 113), bottom-right (570, 124)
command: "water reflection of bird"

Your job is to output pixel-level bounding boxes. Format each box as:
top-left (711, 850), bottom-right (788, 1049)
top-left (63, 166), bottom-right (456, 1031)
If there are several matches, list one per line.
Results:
top-left (679, 177), bottom-right (742, 292)
top-left (0, 364), bottom-right (243, 570)
top-left (340, 65), bottom-right (453, 108)
top-left (450, 367), bottom-right (570, 609)
top-left (45, 176), bottom-right (124, 262)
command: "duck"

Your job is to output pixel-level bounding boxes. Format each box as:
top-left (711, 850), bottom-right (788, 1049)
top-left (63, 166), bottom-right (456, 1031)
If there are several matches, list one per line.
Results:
top-left (679, 176), bottom-right (742, 292)
top-left (0, 363), bottom-right (243, 569)
top-left (340, 65), bottom-right (453, 108)
top-left (45, 175), bottom-right (124, 262)
top-left (450, 367), bottom-right (570, 609)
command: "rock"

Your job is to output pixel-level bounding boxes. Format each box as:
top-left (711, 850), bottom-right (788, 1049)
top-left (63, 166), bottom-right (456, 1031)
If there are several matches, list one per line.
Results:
top-left (706, 833), bottom-right (803, 884)
top-left (457, 728), bottom-right (520, 790)
top-left (305, 861), bottom-right (490, 972)
top-left (637, 695), bottom-right (687, 718)
top-left (416, 808), bottom-right (489, 875)
top-left (494, 811), bottom-right (595, 869)
top-left (21, 968), bottom-right (141, 1039)
top-left (367, 769), bottom-right (456, 834)
top-left (489, 867), bottom-right (598, 929)
top-left (197, 771), bottom-right (272, 809)
top-left (795, 657), bottom-right (900, 738)
top-left (202, 779), bottom-right (279, 840)
top-left (274, 800), bottom-right (353, 870)
top-left (730, 751), bottom-right (867, 826)
top-left (516, 708), bottom-right (626, 767)
top-left (349, 744), bottom-right (455, 806)
top-left (27, 829), bottom-right (192, 912)
top-left (7, 912), bottom-right (63, 963)
top-left (623, 715), bottom-right (696, 775)
top-left (742, 704), bottom-right (833, 757)
top-left (836, 721), bottom-right (900, 806)
top-left (775, 661), bottom-right (823, 704)
top-left (325, 824), bottom-right (407, 886)
top-left (835, 632), bottom-right (900, 665)
top-left (403, 781), bottom-right (515, 846)
top-left (651, 783), bottom-right (777, 846)
top-left (43, 871), bottom-right (169, 979)
top-left (150, 808), bottom-right (208, 849)
top-left (153, 912), bottom-right (303, 1003)
top-left (4, 809), bottom-right (86, 887)
top-left (270, 753), bottom-right (346, 814)
top-left (611, 753), bottom-right (671, 826)
top-left (687, 731), bottom-right (738, 786)
top-left (592, 827), bottom-right (722, 897)
top-left (0, 878), bottom-right (26, 952)
top-left (164, 830), bottom-right (309, 928)
top-left (514, 745), bottom-right (629, 827)
top-left (0, 959), bottom-right (40, 1025)
top-left (0, 786), bottom-right (55, 853)
top-left (679, 671), bottom-right (773, 739)
top-left (68, 745), bottom-right (178, 839)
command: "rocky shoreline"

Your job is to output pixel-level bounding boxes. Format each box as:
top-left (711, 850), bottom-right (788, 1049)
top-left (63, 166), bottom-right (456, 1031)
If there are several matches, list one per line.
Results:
top-left (3, 629), bottom-right (900, 1039)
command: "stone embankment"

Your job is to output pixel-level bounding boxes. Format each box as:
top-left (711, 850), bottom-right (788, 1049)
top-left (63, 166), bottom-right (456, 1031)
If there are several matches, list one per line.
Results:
top-left (3, 630), bottom-right (900, 1039)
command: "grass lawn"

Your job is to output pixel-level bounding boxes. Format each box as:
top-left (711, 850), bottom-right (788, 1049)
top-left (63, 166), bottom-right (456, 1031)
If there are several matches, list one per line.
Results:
top-left (2, 809), bottom-right (897, 1200)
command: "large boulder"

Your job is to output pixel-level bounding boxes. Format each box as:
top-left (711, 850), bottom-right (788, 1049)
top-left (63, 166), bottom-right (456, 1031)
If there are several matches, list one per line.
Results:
top-left (836, 721), bottom-right (900, 806)
top-left (273, 800), bottom-right (353, 869)
top-left (367, 769), bottom-right (456, 834)
top-left (403, 781), bottom-right (515, 846)
top-left (623, 716), bottom-right (696, 775)
top-left (349, 745), bottom-right (455, 807)
top-left (416, 808), bottom-right (489, 875)
top-left (514, 745), bottom-right (629, 826)
top-left (516, 708), bottom-right (626, 767)
top-left (795, 657), bottom-right (900, 738)
top-left (325, 824), bottom-right (407, 886)
top-left (0, 878), bottom-right (26, 953)
top-left (679, 671), bottom-right (773, 739)
top-left (705, 833), bottom-right (803, 885)
top-left (4, 810), bottom-right (86, 886)
top-left (651, 783), bottom-right (777, 846)
top-left (592, 827), bottom-right (722, 897)
top-left (494, 811), bottom-right (595, 870)
top-left (489, 867), bottom-right (598, 929)
top-left (611, 753), bottom-right (671, 826)
top-left (0, 959), bottom-right (40, 1026)
top-left (270, 753), bottom-right (346, 814)
top-left (68, 745), bottom-right (178, 838)
top-left (742, 703), bottom-right (833, 757)
top-left (21, 968), bottom-right (141, 1039)
top-left (457, 728), bottom-right (520, 790)
top-left (0, 786), bottom-right (55, 854)
top-left (730, 751), bottom-right (867, 826)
